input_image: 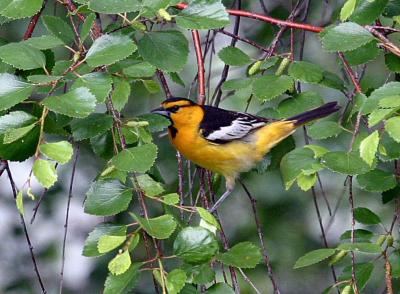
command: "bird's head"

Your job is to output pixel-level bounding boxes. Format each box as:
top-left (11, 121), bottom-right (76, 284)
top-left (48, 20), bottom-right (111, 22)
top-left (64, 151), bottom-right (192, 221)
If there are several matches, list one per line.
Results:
top-left (151, 97), bottom-right (203, 127)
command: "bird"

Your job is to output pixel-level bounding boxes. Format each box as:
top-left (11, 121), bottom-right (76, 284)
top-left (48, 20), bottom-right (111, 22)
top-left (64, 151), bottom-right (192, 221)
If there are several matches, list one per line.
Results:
top-left (151, 97), bottom-right (340, 212)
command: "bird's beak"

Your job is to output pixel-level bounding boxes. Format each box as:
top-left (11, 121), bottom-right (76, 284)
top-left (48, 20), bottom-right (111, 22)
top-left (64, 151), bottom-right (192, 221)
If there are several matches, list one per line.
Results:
top-left (151, 107), bottom-right (170, 118)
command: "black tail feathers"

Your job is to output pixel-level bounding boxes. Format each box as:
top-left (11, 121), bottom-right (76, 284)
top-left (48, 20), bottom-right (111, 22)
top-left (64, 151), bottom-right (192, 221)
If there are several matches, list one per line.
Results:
top-left (287, 102), bottom-right (340, 126)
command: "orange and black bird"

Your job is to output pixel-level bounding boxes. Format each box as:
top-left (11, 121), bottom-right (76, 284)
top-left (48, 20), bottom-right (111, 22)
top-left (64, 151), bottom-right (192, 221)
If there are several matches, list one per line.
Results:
top-left (152, 98), bottom-right (339, 212)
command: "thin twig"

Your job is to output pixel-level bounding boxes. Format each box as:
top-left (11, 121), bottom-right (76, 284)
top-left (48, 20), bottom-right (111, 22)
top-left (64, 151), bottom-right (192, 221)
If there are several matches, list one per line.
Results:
top-left (238, 268), bottom-right (262, 294)
top-left (23, 0), bottom-right (48, 40)
top-left (156, 70), bottom-right (172, 98)
top-left (191, 30), bottom-right (206, 104)
top-left (348, 177), bottom-right (360, 294)
top-left (217, 29), bottom-right (269, 52)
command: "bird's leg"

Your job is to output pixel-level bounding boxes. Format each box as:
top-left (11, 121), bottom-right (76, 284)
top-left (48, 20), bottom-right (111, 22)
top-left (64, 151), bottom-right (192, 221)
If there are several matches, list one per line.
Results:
top-left (208, 187), bottom-right (234, 213)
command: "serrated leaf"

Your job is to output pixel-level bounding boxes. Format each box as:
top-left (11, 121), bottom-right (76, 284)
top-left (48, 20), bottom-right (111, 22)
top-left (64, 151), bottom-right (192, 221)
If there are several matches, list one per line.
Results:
top-left (321, 22), bottom-right (374, 52)
top-left (340, 229), bottom-right (374, 241)
top-left (350, 0), bottom-right (389, 25)
top-left (359, 130), bottom-right (379, 166)
top-left (385, 116), bottom-right (400, 142)
top-left (132, 213), bottom-right (177, 239)
top-left (42, 15), bottom-right (75, 44)
top-left (379, 133), bottom-right (400, 161)
top-left (357, 169), bottom-right (396, 192)
top-left (0, 42), bottom-right (45, 70)
top-left (88, 0), bottom-right (142, 14)
top-left (86, 34), bottom-right (137, 67)
top-left (197, 207), bottom-right (220, 230)
top-left (33, 159), bottom-right (57, 188)
top-left (363, 82), bottom-right (400, 114)
top-left (27, 75), bottom-right (62, 84)
top-left (166, 269), bottom-right (187, 294)
top-left (84, 180), bottom-right (133, 216)
top-left (0, 0), bottom-right (43, 19)
top-left (24, 35), bottom-right (64, 50)
top-left (294, 248), bottom-right (336, 269)
top-left (337, 243), bottom-right (381, 253)
top-left (288, 61), bottom-right (323, 83)
top-left (83, 223), bottom-right (127, 257)
top-left (218, 46), bottom-right (251, 66)
top-left (216, 242), bottom-right (262, 268)
top-left (104, 263), bottom-right (141, 294)
top-left (98, 235), bottom-right (126, 254)
top-left (71, 72), bottom-right (112, 103)
top-left (308, 121), bottom-right (342, 140)
top-left (353, 207), bottom-right (381, 224)
top-left (112, 143), bottom-right (157, 173)
top-left (109, 250), bottom-right (131, 275)
top-left (135, 174), bottom-right (164, 197)
top-left (345, 41), bottom-right (380, 66)
top-left (184, 263), bottom-right (215, 285)
top-left (162, 193), bottom-right (180, 205)
top-left (339, 263), bottom-right (374, 291)
top-left (176, 0), bottom-right (230, 29)
top-left (3, 123), bottom-right (36, 144)
top-left (321, 151), bottom-right (371, 175)
top-left (16, 190), bottom-right (24, 215)
top-left (70, 113), bottom-right (113, 141)
top-left (382, 185), bottom-right (400, 204)
top-left (385, 53), bottom-right (400, 72)
top-left (253, 74), bottom-right (294, 101)
top-left (137, 30), bottom-right (189, 72)
top-left (296, 173), bottom-right (317, 191)
top-left (277, 91), bottom-right (324, 118)
top-left (205, 283), bottom-right (234, 294)
top-left (81, 13), bottom-right (96, 42)
top-left (123, 61), bottom-right (156, 78)
top-left (368, 108), bottom-right (395, 127)
top-left (112, 78), bottom-right (130, 111)
top-left (173, 226), bottom-right (219, 264)
top-left (340, 0), bottom-right (357, 21)
top-left (42, 87), bottom-right (96, 118)
top-left (222, 79), bottom-right (251, 91)
top-left (39, 141), bottom-right (73, 164)
top-left (142, 79), bottom-right (161, 94)
top-left (320, 71), bottom-right (345, 90)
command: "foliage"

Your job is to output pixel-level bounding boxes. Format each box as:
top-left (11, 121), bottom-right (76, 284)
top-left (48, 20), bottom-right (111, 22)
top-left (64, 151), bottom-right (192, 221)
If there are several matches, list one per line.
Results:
top-left (1, 0), bottom-right (400, 293)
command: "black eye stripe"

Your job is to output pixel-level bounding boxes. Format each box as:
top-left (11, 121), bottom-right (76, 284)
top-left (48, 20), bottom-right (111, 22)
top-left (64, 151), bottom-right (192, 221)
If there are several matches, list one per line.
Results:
top-left (166, 105), bottom-right (191, 112)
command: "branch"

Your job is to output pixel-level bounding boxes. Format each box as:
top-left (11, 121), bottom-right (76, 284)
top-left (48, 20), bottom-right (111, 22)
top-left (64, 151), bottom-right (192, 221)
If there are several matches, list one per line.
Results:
top-left (23, 0), bottom-right (47, 40)
top-left (191, 30), bottom-right (206, 104)
top-left (156, 70), bottom-right (172, 98)
top-left (217, 29), bottom-right (269, 52)
top-left (338, 53), bottom-right (362, 93)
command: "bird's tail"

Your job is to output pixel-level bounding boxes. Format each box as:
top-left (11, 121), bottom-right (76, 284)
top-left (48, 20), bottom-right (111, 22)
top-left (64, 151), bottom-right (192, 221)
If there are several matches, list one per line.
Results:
top-left (286, 102), bottom-right (340, 126)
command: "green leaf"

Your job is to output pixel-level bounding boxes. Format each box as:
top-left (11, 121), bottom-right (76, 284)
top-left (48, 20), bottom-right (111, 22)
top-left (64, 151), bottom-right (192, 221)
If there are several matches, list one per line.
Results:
top-left (216, 242), bottom-right (262, 269)
top-left (132, 213), bottom-right (177, 239)
top-left (142, 79), bottom-right (161, 94)
top-left (81, 13), bottom-right (96, 42)
top-left (27, 75), bottom-right (62, 84)
top-left (296, 173), bottom-right (317, 191)
top-left (277, 91), bottom-right (324, 118)
top-left (385, 53), bottom-right (400, 72)
top-left (123, 61), bottom-right (156, 78)
top-left (112, 143), bottom-right (157, 173)
top-left (218, 46), bottom-right (251, 66)
top-left (83, 223), bottom-right (127, 257)
top-left (39, 141), bottom-right (73, 164)
top-left (288, 61), bottom-right (323, 83)
top-left (321, 22), bottom-right (374, 52)
top-left (0, 74), bottom-right (33, 111)
top-left (197, 207), bottom-right (220, 230)
top-left (337, 243), bottom-right (381, 253)
top-left (138, 113), bottom-right (170, 132)
top-left (166, 269), bottom-right (187, 294)
top-left (86, 34), bottom-right (137, 67)
top-left (321, 151), bottom-right (371, 175)
top-left (111, 78), bottom-right (131, 111)
top-left (33, 159), bottom-right (57, 188)
top-left (378, 133), bottom-right (400, 161)
top-left (176, 0), bottom-right (230, 29)
top-left (368, 108), bottom-right (395, 127)
top-left (308, 121), bottom-right (342, 140)
top-left (183, 263), bottom-right (215, 285)
top-left (320, 71), bottom-right (345, 90)
top-left (42, 87), bottom-right (96, 118)
top-left (0, 111), bottom-right (39, 161)
top-left (174, 226), bottom-right (219, 264)
top-left (71, 72), bottom-right (112, 103)
top-left (162, 193), bottom-right (180, 205)
top-left (70, 113), bottom-right (113, 141)
top-left (135, 174), bottom-right (164, 197)
top-left (16, 190), bottom-right (24, 215)
top-left (280, 147), bottom-right (319, 190)
top-left (98, 235), bottom-right (126, 254)
top-left (353, 207), bottom-right (381, 224)
top-left (137, 31), bottom-right (189, 72)
top-left (382, 185), bottom-right (400, 204)
top-left (340, 0), bottom-right (357, 21)
top-left (84, 180), bottom-right (133, 216)
top-left (359, 130), bottom-right (379, 166)
top-left (222, 79), bottom-right (252, 91)
top-left (293, 248), bottom-right (336, 269)
top-left (339, 263), bottom-right (374, 291)
top-left (42, 15), bottom-right (75, 44)
top-left (345, 41), bottom-right (380, 66)
top-left (0, 0), bottom-right (43, 19)
top-left (104, 263), bottom-right (141, 294)
top-left (253, 75), bottom-right (294, 101)
top-left (0, 42), bottom-right (45, 70)
top-left (340, 229), bottom-right (374, 241)
top-left (357, 169), bottom-right (396, 192)
top-left (363, 82), bottom-right (400, 114)
top-left (88, 0), bottom-right (141, 14)
top-left (205, 283), bottom-right (234, 294)
top-left (385, 116), bottom-right (400, 142)
top-left (3, 123), bottom-right (36, 144)
top-left (24, 35), bottom-right (64, 50)
top-left (350, 0), bottom-right (389, 25)
top-left (109, 250), bottom-right (131, 275)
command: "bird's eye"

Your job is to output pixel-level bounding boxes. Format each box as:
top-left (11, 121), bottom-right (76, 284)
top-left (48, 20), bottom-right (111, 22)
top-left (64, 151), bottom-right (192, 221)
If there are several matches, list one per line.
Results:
top-left (169, 105), bottom-right (180, 113)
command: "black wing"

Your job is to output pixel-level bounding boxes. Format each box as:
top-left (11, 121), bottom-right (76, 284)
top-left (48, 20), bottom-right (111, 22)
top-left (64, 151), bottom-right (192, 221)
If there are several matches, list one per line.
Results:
top-left (200, 105), bottom-right (270, 144)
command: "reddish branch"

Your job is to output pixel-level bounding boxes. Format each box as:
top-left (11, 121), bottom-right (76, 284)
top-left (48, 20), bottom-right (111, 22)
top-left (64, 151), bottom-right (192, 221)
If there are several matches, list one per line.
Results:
top-left (191, 30), bottom-right (206, 104)
top-left (23, 0), bottom-right (47, 40)
top-left (338, 53), bottom-right (362, 93)
top-left (176, 3), bottom-right (323, 33)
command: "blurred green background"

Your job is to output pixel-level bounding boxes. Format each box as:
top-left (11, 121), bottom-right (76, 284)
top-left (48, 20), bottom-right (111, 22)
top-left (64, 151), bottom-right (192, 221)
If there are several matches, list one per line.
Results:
top-left (0, 0), bottom-right (399, 293)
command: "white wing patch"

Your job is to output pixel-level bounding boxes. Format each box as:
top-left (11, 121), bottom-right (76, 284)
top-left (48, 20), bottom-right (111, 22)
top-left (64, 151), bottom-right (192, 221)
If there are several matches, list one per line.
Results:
top-left (205, 117), bottom-right (266, 141)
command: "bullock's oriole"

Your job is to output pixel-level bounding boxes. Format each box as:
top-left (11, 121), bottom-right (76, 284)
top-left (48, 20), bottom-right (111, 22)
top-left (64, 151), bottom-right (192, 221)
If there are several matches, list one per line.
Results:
top-left (152, 97), bottom-right (339, 212)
